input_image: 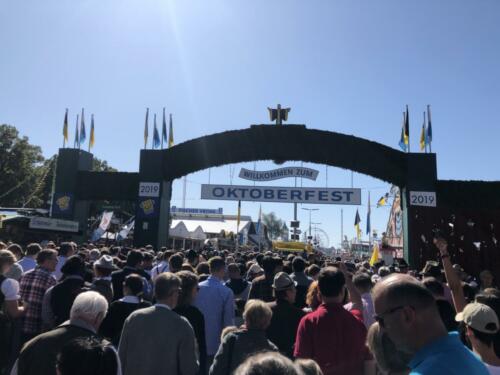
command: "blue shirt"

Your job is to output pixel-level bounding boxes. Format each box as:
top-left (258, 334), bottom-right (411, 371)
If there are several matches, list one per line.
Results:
top-left (194, 275), bottom-right (234, 356)
top-left (409, 332), bottom-right (488, 375)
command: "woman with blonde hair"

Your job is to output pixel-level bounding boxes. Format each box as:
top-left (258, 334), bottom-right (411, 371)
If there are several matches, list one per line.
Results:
top-left (209, 299), bottom-right (277, 375)
top-left (304, 281), bottom-right (321, 313)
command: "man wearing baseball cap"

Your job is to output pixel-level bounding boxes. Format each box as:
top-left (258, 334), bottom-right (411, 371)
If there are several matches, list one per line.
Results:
top-left (266, 272), bottom-right (305, 358)
top-left (456, 302), bottom-right (500, 373)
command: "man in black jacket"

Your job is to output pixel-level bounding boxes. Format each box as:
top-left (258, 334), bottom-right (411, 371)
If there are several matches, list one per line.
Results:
top-left (111, 250), bottom-right (150, 300)
top-left (266, 272), bottom-right (305, 358)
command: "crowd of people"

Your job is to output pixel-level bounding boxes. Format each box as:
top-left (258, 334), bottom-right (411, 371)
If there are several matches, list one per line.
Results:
top-left (0, 237), bottom-right (499, 375)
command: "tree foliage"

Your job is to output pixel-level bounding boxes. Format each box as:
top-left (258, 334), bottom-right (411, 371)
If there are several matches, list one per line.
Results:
top-left (0, 125), bottom-right (45, 207)
top-left (0, 124), bottom-right (116, 209)
top-left (262, 211), bottom-right (288, 240)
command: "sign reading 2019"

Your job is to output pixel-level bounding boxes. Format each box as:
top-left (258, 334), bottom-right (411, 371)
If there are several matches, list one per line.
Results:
top-left (201, 184), bottom-right (361, 205)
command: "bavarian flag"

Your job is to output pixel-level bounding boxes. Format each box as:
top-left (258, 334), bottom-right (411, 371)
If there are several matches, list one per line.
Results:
top-left (152, 113), bottom-right (160, 149)
top-left (369, 242), bottom-right (380, 266)
top-left (74, 114), bottom-right (80, 148)
top-left (354, 209), bottom-right (361, 240)
top-left (79, 108), bottom-right (86, 144)
top-left (63, 109), bottom-right (68, 144)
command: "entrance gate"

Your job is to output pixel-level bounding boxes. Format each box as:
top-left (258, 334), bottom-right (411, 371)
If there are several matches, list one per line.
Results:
top-left (51, 124), bottom-right (500, 275)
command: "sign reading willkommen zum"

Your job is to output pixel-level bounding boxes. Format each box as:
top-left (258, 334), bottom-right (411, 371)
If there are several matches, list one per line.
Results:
top-left (239, 167), bottom-right (319, 181)
top-left (201, 184), bottom-right (361, 205)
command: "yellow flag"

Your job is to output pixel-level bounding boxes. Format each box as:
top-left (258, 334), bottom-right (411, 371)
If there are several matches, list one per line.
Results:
top-left (144, 108), bottom-right (149, 149)
top-left (168, 113), bottom-right (174, 148)
top-left (89, 114), bottom-right (95, 150)
top-left (63, 109), bottom-right (68, 144)
top-left (420, 124), bottom-right (425, 151)
top-left (369, 242), bottom-right (380, 266)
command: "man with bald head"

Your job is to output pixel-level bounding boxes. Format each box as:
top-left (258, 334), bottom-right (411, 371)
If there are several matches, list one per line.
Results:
top-left (373, 273), bottom-right (488, 374)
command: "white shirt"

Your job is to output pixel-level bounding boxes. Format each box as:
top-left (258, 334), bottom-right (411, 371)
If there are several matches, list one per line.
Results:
top-left (120, 296), bottom-right (140, 304)
top-left (344, 292), bottom-right (375, 328)
top-left (155, 303), bottom-right (171, 310)
top-left (53, 255), bottom-right (67, 280)
top-left (0, 278), bottom-right (20, 301)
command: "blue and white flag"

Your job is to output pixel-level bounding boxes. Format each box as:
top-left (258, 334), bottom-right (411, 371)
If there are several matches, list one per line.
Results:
top-left (91, 211), bottom-right (113, 242)
top-left (117, 218), bottom-right (135, 241)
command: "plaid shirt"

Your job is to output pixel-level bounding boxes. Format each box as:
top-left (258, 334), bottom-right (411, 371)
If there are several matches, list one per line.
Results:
top-left (19, 266), bottom-right (56, 335)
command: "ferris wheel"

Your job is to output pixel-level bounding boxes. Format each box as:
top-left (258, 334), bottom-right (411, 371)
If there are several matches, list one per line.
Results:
top-left (311, 226), bottom-right (330, 248)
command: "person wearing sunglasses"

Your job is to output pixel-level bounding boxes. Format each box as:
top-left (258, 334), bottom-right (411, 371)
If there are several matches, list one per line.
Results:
top-left (373, 273), bottom-right (488, 375)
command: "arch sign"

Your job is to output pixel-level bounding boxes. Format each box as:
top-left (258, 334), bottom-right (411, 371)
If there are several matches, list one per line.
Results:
top-left (239, 166), bottom-right (319, 181)
top-left (201, 184), bottom-right (361, 205)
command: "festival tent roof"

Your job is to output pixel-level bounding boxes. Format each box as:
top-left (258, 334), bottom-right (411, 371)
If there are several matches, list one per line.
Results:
top-left (169, 221), bottom-right (191, 238)
top-left (190, 226), bottom-right (207, 241)
top-left (170, 218), bottom-right (251, 235)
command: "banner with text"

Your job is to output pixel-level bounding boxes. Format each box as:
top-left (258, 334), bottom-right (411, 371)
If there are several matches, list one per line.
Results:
top-left (239, 167), bottom-right (319, 182)
top-left (201, 184), bottom-right (361, 205)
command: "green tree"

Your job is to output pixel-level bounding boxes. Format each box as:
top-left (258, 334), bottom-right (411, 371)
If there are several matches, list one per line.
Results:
top-left (262, 211), bottom-right (289, 240)
top-left (0, 125), bottom-right (45, 207)
top-left (92, 158), bottom-right (117, 172)
top-left (0, 124), bottom-right (117, 209)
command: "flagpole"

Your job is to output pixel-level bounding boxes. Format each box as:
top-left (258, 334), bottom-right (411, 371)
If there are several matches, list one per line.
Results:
top-left (152, 113), bottom-right (156, 149)
top-left (76, 114), bottom-right (80, 149)
top-left (78, 112), bottom-right (81, 150)
top-left (423, 111), bottom-right (427, 153)
top-left (406, 105), bottom-right (410, 153)
top-left (340, 208), bottom-right (343, 251)
top-left (427, 105), bottom-right (432, 153)
top-left (161, 108), bottom-right (165, 149)
top-left (88, 114), bottom-right (91, 153)
top-left (368, 191), bottom-right (372, 248)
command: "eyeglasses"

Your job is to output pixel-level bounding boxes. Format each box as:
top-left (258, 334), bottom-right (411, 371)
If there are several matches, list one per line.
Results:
top-left (373, 305), bottom-right (407, 328)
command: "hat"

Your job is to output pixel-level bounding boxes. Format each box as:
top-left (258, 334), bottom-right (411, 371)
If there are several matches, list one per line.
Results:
top-left (456, 302), bottom-right (499, 334)
top-left (272, 272), bottom-right (297, 291)
top-left (247, 263), bottom-right (264, 275)
top-left (420, 260), bottom-right (442, 278)
top-left (94, 255), bottom-right (116, 270)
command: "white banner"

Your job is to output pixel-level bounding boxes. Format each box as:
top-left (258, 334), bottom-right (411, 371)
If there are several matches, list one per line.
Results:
top-left (239, 167), bottom-right (319, 182)
top-left (99, 211), bottom-right (114, 231)
top-left (29, 217), bottom-right (79, 233)
top-left (201, 184), bottom-right (361, 205)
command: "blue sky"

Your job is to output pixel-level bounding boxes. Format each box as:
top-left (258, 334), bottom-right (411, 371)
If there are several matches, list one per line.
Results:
top-left (1, 0), bottom-right (499, 247)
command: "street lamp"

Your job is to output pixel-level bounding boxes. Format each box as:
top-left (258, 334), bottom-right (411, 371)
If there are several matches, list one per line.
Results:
top-left (301, 208), bottom-right (319, 241)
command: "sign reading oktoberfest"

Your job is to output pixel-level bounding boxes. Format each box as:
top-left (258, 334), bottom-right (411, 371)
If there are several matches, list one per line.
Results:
top-left (239, 167), bottom-right (319, 182)
top-left (201, 184), bottom-right (361, 205)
